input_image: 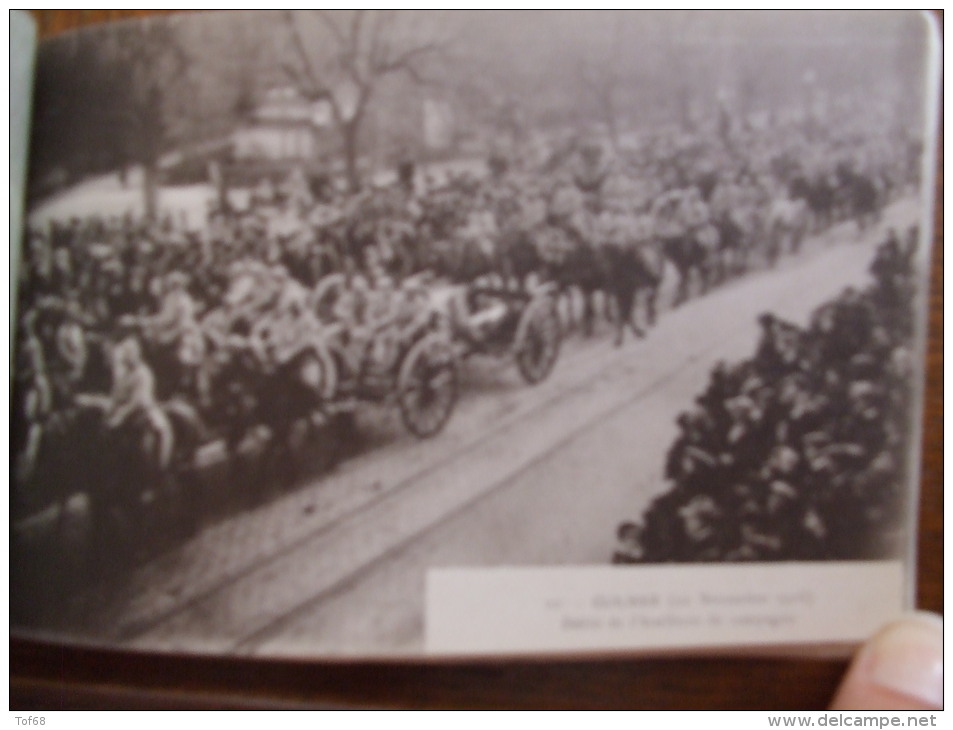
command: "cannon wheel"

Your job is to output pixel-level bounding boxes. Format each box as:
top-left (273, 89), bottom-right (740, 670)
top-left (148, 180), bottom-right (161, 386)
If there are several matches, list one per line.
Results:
top-left (296, 342), bottom-right (339, 402)
top-left (515, 298), bottom-right (561, 384)
top-left (311, 273), bottom-right (347, 323)
top-left (397, 334), bottom-right (458, 438)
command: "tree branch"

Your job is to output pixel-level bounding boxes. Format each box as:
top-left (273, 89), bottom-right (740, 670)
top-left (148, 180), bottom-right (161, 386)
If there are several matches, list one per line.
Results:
top-left (315, 10), bottom-right (347, 47)
top-left (373, 41), bottom-right (442, 77)
top-left (348, 10), bottom-right (366, 59)
top-left (278, 10), bottom-right (450, 190)
top-left (282, 11), bottom-right (344, 127)
top-left (314, 10), bottom-right (364, 85)
top-left (284, 11), bottom-right (333, 93)
top-left (366, 10), bottom-right (390, 79)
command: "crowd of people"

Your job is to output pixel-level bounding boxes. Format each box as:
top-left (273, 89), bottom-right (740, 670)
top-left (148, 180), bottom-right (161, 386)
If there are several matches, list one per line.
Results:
top-left (12, 98), bottom-right (919, 540)
top-left (613, 227), bottom-right (921, 564)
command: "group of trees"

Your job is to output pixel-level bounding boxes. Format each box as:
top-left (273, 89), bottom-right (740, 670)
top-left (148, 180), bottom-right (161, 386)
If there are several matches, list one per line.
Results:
top-left (29, 17), bottom-right (184, 215)
top-left (30, 11), bottom-right (447, 211)
top-left (28, 11), bottom-right (930, 218)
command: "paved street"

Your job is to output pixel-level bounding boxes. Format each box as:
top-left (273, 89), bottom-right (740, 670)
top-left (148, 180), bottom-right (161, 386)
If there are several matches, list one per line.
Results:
top-left (47, 199), bottom-right (924, 657)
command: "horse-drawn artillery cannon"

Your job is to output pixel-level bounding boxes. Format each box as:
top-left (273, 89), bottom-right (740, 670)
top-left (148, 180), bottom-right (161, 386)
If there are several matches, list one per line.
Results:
top-left (311, 272), bottom-right (459, 438)
top-left (312, 273), bottom-right (560, 439)
top-left (429, 279), bottom-right (562, 385)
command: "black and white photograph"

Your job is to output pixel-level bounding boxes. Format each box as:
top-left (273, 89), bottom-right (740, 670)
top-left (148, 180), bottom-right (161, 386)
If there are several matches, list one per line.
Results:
top-left (10, 10), bottom-right (939, 658)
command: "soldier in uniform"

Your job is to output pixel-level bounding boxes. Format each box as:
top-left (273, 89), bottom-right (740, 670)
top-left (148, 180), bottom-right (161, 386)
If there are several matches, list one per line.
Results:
top-left (248, 279), bottom-right (323, 375)
top-left (133, 271), bottom-right (206, 401)
top-left (572, 140), bottom-right (610, 197)
top-left (77, 336), bottom-right (174, 471)
top-left (13, 313), bottom-right (54, 482)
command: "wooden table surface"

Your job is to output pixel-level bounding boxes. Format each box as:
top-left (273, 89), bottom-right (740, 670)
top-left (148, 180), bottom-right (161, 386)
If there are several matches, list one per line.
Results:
top-left (12, 9), bottom-right (943, 710)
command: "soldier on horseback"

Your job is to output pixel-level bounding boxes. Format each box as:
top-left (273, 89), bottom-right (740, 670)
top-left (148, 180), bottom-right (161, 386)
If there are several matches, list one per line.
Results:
top-left (595, 201), bottom-right (666, 346)
top-left (652, 185), bottom-right (718, 304)
top-left (76, 336), bottom-right (174, 472)
top-left (132, 271), bottom-right (207, 402)
top-left (538, 180), bottom-right (606, 335)
top-left (449, 189), bottom-right (501, 284)
top-left (13, 314), bottom-right (54, 483)
top-left (249, 279), bottom-right (313, 370)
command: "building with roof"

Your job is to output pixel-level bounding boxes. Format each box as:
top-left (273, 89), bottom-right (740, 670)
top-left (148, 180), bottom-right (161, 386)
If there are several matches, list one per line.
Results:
top-left (232, 86), bottom-right (335, 162)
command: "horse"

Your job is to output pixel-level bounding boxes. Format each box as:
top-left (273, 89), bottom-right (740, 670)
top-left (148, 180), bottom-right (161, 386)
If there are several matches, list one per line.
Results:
top-left (789, 173), bottom-right (837, 233)
top-left (279, 230), bottom-right (342, 289)
top-left (497, 226), bottom-right (545, 292)
top-left (710, 213), bottom-right (751, 280)
top-left (659, 224), bottom-right (719, 306)
top-left (248, 346), bottom-right (333, 488)
top-left (11, 400), bottom-right (120, 612)
top-left (599, 238), bottom-right (666, 347)
top-left (155, 396), bottom-right (211, 538)
top-left (429, 233), bottom-right (504, 286)
top-left (14, 393), bottom-right (192, 586)
top-left (836, 166), bottom-right (884, 233)
top-left (202, 336), bottom-right (332, 500)
top-left (764, 197), bottom-right (810, 266)
top-left (540, 227), bottom-right (609, 337)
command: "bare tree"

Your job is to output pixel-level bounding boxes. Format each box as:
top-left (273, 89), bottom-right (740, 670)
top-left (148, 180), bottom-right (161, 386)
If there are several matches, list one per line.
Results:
top-left (105, 16), bottom-right (189, 220)
top-left (281, 10), bottom-right (446, 192)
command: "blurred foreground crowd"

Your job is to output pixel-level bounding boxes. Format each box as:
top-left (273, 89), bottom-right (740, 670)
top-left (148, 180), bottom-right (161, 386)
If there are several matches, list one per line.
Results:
top-left (614, 227), bottom-right (921, 564)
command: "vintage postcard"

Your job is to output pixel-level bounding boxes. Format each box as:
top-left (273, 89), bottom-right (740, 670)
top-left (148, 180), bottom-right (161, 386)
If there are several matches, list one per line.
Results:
top-left (10, 10), bottom-right (940, 658)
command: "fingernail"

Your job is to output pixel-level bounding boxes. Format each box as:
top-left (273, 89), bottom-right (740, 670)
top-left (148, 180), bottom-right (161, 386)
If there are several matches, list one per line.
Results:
top-left (861, 612), bottom-right (943, 709)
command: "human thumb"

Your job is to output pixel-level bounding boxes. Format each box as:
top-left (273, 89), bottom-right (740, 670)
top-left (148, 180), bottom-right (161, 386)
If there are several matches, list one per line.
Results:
top-left (829, 612), bottom-right (943, 710)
